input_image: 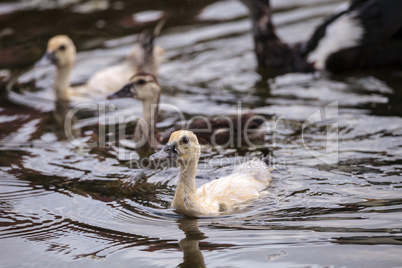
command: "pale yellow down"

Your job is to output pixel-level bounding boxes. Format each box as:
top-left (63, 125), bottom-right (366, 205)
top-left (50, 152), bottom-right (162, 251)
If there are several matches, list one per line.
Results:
top-left (43, 35), bottom-right (164, 102)
top-left (86, 45), bottom-right (165, 96)
top-left (167, 130), bottom-right (272, 217)
top-left (125, 73), bottom-right (161, 145)
top-left (196, 161), bottom-right (272, 212)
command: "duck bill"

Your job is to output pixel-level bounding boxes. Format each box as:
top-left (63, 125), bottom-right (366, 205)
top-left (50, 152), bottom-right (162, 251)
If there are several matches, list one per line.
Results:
top-left (35, 51), bottom-right (57, 67)
top-left (150, 143), bottom-right (178, 160)
top-left (107, 84), bottom-right (133, 100)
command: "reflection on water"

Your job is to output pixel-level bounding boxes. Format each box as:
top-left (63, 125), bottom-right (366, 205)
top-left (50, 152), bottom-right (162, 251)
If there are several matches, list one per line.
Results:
top-left (1, 0), bottom-right (402, 267)
top-left (178, 219), bottom-right (207, 268)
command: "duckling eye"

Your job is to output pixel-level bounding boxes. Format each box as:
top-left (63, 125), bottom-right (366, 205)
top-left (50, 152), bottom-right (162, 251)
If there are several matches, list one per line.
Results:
top-left (59, 45), bottom-right (66, 51)
top-left (136, 79), bottom-right (146, 85)
top-left (181, 137), bottom-right (189, 144)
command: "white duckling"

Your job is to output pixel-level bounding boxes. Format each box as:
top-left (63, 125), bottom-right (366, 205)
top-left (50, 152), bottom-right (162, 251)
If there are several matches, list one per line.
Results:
top-left (150, 130), bottom-right (272, 217)
top-left (36, 31), bottom-right (163, 102)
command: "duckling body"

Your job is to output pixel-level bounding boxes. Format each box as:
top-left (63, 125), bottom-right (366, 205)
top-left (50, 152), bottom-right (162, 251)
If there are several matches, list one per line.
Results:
top-left (150, 130), bottom-right (271, 217)
top-left (85, 45), bottom-right (164, 96)
top-left (241, 0), bottom-right (402, 73)
top-left (85, 62), bottom-right (139, 97)
top-left (196, 159), bottom-right (271, 213)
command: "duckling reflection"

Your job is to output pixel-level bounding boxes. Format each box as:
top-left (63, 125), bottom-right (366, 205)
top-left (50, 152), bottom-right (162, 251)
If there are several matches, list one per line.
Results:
top-left (52, 99), bottom-right (79, 140)
top-left (177, 218), bottom-right (206, 268)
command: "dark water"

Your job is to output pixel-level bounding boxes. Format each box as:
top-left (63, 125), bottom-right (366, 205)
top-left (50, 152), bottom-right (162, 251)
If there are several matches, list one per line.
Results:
top-left (1, 0), bottom-right (402, 267)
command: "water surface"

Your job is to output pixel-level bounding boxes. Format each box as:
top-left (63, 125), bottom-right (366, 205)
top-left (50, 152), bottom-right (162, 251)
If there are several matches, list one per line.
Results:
top-left (1, 0), bottom-right (402, 267)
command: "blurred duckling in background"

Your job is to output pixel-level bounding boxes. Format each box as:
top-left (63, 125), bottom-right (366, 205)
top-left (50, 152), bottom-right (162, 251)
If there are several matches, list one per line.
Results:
top-left (109, 71), bottom-right (162, 157)
top-left (36, 23), bottom-right (164, 102)
top-left (150, 130), bottom-right (272, 217)
top-left (108, 72), bottom-right (266, 156)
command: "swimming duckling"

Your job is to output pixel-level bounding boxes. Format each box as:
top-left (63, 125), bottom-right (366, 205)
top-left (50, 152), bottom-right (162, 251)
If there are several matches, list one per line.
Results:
top-left (36, 30), bottom-right (163, 102)
top-left (109, 72), bottom-right (162, 157)
top-left (36, 35), bottom-right (76, 101)
top-left (150, 130), bottom-right (272, 217)
top-left (240, 0), bottom-right (402, 73)
top-left (108, 72), bottom-right (266, 152)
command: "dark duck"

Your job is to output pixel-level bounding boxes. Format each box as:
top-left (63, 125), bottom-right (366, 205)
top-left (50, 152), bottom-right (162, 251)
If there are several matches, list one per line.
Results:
top-left (240, 0), bottom-right (402, 73)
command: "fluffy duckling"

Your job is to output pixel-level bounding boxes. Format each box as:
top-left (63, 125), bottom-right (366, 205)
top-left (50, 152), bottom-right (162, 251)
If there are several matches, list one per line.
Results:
top-left (240, 0), bottom-right (402, 73)
top-left (36, 30), bottom-right (163, 102)
top-left (150, 130), bottom-right (272, 217)
top-left (108, 72), bottom-right (266, 152)
top-left (109, 72), bottom-right (161, 157)
top-left (36, 35), bottom-right (76, 101)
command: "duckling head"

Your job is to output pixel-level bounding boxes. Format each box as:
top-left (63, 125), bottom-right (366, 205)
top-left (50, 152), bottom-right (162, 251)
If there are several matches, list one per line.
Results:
top-left (36, 35), bottom-right (76, 68)
top-left (107, 72), bottom-right (161, 101)
top-left (150, 130), bottom-right (201, 163)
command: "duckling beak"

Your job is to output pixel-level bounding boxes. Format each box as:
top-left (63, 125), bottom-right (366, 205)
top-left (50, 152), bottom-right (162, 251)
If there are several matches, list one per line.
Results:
top-left (107, 84), bottom-right (134, 100)
top-left (150, 143), bottom-right (178, 160)
top-left (35, 51), bottom-right (57, 67)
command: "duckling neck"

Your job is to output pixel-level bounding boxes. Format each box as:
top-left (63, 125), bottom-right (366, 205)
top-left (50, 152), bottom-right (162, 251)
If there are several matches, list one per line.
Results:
top-left (178, 159), bottom-right (198, 191)
top-left (172, 159), bottom-right (199, 208)
top-left (54, 65), bottom-right (72, 101)
top-left (142, 98), bottom-right (158, 132)
top-left (134, 96), bottom-right (159, 152)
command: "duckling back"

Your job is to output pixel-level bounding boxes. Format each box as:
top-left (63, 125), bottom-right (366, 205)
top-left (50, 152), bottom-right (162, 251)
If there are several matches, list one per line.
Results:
top-left (84, 44), bottom-right (164, 97)
top-left (71, 25), bottom-right (165, 101)
top-left (197, 159), bottom-right (271, 212)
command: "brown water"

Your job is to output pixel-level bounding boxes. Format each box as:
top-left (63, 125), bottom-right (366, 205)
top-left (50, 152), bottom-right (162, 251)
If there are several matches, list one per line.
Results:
top-left (1, 0), bottom-right (402, 267)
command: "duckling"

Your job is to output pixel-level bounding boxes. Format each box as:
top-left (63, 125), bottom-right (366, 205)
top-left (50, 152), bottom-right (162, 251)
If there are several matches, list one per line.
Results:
top-left (240, 0), bottom-right (402, 73)
top-left (109, 72), bottom-right (162, 157)
top-left (150, 130), bottom-right (272, 217)
top-left (36, 29), bottom-right (163, 102)
top-left (36, 35), bottom-right (76, 101)
top-left (108, 72), bottom-right (266, 153)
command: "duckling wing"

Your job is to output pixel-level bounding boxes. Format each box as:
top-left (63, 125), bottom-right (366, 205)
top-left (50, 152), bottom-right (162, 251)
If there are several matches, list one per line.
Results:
top-left (197, 159), bottom-right (271, 211)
